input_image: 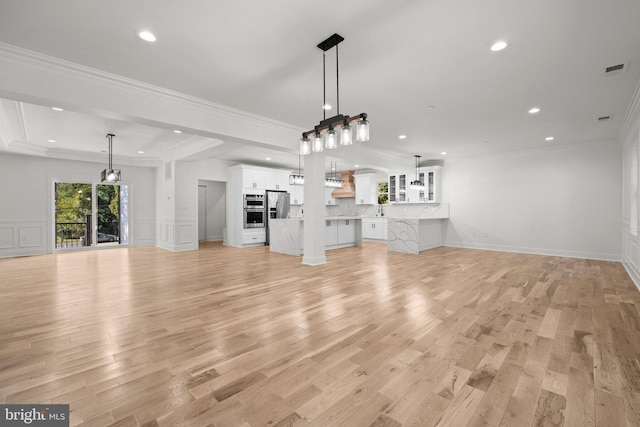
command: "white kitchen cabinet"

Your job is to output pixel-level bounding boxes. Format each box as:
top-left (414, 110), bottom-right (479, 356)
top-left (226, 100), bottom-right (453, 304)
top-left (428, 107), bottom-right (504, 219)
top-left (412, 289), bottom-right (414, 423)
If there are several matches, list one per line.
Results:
top-left (423, 166), bottom-right (442, 203)
top-left (363, 218), bottom-right (387, 240)
top-left (390, 167), bottom-right (441, 203)
top-left (325, 219), bottom-right (356, 247)
top-left (243, 168), bottom-right (266, 190)
top-left (242, 229), bottom-right (265, 245)
top-left (325, 220), bottom-right (338, 246)
top-left (290, 185), bottom-right (304, 205)
top-left (266, 171), bottom-right (290, 191)
top-left (325, 187), bottom-right (336, 205)
top-left (354, 173), bottom-right (378, 205)
top-left (337, 219), bottom-right (356, 245)
top-left (389, 173), bottom-right (407, 203)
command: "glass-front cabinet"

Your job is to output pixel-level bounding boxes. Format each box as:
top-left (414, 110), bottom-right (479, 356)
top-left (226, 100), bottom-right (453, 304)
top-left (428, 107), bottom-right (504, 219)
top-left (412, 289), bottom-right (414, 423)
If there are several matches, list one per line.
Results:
top-left (389, 166), bottom-right (441, 204)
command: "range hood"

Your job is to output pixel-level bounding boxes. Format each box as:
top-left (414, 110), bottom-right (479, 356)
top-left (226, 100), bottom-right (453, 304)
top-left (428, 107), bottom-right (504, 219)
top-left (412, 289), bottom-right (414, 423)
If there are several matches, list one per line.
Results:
top-left (331, 170), bottom-right (356, 198)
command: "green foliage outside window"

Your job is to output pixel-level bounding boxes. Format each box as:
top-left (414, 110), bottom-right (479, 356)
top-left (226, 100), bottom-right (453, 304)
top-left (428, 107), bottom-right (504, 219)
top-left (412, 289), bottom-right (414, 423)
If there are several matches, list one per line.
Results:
top-left (378, 182), bottom-right (389, 205)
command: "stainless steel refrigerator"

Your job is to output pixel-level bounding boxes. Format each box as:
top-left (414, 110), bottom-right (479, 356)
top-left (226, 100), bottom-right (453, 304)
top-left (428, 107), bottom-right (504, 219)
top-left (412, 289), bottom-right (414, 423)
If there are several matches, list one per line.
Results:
top-left (265, 190), bottom-right (290, 245)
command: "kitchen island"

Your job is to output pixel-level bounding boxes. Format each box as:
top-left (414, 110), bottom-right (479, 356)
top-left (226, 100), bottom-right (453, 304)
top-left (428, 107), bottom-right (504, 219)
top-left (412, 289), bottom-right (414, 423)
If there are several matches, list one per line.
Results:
top-left (387, 217), bottom-right (445, 254)
top-left (269, 216), bottom-right (363, 256)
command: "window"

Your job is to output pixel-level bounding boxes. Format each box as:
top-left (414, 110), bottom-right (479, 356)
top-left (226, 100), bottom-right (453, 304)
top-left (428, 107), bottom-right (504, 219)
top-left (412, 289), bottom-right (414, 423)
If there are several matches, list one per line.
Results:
top-left (377, 182), bottom-right (389, 205)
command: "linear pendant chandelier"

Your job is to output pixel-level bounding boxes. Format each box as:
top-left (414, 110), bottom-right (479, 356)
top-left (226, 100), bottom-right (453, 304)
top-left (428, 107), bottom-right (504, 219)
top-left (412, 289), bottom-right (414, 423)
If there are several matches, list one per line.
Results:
top-left (101, 133), bottom-right (121, 183)
top-left (300, 33), bottom-right (369, 156)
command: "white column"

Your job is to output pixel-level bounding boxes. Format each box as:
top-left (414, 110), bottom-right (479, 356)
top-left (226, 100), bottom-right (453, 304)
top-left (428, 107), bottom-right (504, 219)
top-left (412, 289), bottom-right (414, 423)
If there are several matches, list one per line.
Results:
top-left (302, 151), bottom-right (326, 265)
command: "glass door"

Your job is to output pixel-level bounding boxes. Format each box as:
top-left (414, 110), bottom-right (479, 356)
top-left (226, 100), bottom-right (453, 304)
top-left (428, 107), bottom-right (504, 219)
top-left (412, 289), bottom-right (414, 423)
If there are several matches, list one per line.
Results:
top-left (97, 184), bottom-right (120, 245)
top-left (55, 182), bottom-right (93, 248)
top-left (54, 182), bottom-right (129, 250)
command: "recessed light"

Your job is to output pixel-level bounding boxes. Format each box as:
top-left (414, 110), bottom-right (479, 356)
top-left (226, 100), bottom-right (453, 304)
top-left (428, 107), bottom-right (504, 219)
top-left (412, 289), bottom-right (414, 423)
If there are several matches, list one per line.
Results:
top-left (173, 130), bottom-right (182, 134)
top-left (137, 30), bottom-right (157, 42)
top-left (137, 150), bottom-right (145, 154)
top-left (528, 107), bottom-right (540, 114)
top-left (491, 41), bottom-right (508, 51)
top-left (399, 135), bottom-right (407, 139)
top-left (354, 164), bottom-right (360, 168)
top-left (427, 105), bottom-right (436, 110)
top-left (51, 107), bottom-right (64, 112)
top-left (322, 104), bottom-right (332, 110)
top-left (47, 139), bottom-right (56, 143)
top-left (266, 157), bottom-right (272, 161)
top-left (545, 136), bottom-right (555, 141)
top-left (441, 152), bottom-right (447, 155)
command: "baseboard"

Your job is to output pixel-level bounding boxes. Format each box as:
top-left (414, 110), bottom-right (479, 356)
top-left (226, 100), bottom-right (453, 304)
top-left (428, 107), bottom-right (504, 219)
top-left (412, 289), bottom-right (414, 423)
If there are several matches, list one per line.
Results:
top-left (444, 241), bottom-right (621, 262)
top-left (302, 255), bottom-right (327, 266)
top-left (622, 256), bottom-right (640, 292)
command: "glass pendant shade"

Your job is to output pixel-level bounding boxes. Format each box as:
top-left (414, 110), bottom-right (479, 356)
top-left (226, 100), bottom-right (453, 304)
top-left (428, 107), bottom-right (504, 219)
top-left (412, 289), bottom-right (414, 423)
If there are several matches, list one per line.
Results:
top-left (356, 117), bottom-right (370, 142)
top-left (300, 135), bottom-right (311, 156)
top-left (312, 132), bottom-right (324, 152)
top-left (325, 128), bottom-right (337, 149)
top-left (340, 123), bottom-right (352, 145)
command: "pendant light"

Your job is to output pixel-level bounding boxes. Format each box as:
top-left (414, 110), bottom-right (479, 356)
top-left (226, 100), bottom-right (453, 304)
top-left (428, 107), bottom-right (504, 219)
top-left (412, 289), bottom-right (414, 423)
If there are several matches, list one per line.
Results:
top-left (300, 135), bottom-right (311, 156)
top-left (325, 161), bottom-right (343, 188)
top-left (300, 33), bottom-right (369, 155)
top-left (340, 120), bottom-right (352, 145)
top-left (410, 155), bottom-right (424, 189)
top-left (289, 155), bottom-right (304, 186)
top-left (356, 114), bottom-right (370, 142)
top-left (101, 133), bottom-right (121, 183)
top-left (312, 131), bottom-right (324, 153)
top-left (325, 126), bottom-right (337, 149)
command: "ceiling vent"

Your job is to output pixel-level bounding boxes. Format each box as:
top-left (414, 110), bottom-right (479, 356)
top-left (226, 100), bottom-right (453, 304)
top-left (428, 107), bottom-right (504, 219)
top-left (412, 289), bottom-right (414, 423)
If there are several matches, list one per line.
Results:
top-left (605, 63), bottom-right (627, 76)
top-left (598, 115), bottom-right (612, 122)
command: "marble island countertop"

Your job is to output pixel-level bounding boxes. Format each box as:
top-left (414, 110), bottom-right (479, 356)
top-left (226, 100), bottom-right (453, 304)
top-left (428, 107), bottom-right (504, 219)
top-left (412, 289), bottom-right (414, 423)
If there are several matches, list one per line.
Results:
top-left (283, 215), bottom-right (446, 221)
top-left (284, 216), bottom-right (366, 221)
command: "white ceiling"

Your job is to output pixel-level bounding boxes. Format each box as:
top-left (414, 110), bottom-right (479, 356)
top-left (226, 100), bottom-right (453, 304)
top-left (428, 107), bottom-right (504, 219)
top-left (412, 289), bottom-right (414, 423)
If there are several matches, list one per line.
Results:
top-left (0, 0), bottom-right (639, 172)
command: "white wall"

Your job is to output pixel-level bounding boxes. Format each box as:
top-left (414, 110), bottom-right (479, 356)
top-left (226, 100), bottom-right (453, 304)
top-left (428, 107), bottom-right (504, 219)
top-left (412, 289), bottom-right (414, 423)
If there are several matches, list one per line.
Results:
top-left (168, 157), bottom-right (232, 249)
top-left (621, 88), bottom-right (640, 286)
top-left (443, 140), bottom-right (621, 260)
top-left (198, 180), bottom-right (226, 241)
top-left (0, 152), bottom-right (156, 257)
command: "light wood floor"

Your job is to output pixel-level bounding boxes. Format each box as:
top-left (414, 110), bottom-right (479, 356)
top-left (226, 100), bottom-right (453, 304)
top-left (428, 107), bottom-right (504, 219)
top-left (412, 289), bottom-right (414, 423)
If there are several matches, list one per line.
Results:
top-left (1, 242), bottom-right (640, 426)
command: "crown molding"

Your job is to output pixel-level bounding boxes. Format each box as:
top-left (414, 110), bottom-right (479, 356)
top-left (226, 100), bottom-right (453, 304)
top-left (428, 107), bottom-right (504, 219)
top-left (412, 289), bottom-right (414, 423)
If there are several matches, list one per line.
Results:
top-left (0, 101), bottom-right (11, 149)
top-left (0, 42), bottom-right (304, 134)
top-left (619, 79), bottom-right (640, 141)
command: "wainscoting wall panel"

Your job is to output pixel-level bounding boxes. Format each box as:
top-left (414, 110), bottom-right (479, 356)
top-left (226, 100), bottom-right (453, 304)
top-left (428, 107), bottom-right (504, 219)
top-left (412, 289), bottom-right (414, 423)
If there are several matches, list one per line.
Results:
top-left (0, 220), bottom-right (47, 257)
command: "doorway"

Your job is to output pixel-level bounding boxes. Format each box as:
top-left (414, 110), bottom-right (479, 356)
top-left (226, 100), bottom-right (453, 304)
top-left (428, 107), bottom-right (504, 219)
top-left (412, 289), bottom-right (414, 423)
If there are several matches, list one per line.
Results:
top-left (197, 180), bottom-right (226, 243)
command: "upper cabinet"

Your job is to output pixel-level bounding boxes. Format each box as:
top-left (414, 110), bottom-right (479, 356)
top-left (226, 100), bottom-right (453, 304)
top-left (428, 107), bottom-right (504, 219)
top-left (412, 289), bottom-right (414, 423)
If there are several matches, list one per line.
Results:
top-left (325, 187), bottom-right (336, 205)
top-left (354, 173), bottom-right (378, 205)
top-left (243, 168), bottom-right (266, 190)
top-left (232, 165), bottom-right (292, 192)
top-left (290, 185), bottom-right (304, 205)
top-left (389, 166), bottom-right (442, 203)
top-left (266, 171), bottom-right (290, 192)
top-left (423, 166), bottom-right (442, 203)
top-left (388, 173), bottom-right (407, 203)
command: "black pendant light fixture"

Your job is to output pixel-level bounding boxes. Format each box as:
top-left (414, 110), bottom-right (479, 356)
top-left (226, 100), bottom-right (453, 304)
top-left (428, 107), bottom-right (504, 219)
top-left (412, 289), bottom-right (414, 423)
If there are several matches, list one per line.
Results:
top-left (325, 161), bottom-right (344, 188)
top-left (300, 33), bottom-right (369, 156)
top-left (101, 133), bottom-right (121, 183)
top-left (289, 155), bottom-right (304, 185)
top-left (410, 155), bottom-right (424, 189)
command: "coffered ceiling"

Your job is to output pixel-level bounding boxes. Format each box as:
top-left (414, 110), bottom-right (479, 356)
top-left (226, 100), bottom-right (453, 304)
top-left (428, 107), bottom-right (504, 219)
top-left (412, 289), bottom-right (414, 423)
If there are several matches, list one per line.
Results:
top-left (0, 0), bottom-right (639, 173)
